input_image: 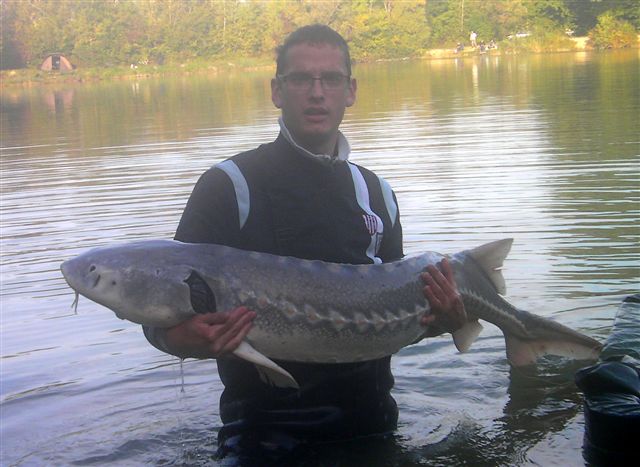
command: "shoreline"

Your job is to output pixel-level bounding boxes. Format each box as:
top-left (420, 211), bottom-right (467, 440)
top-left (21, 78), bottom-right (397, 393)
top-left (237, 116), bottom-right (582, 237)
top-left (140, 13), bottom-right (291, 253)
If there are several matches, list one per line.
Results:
top-left (0, 37), bottom-right (632, 88)
top-left (423, 35), bottom-right (591, 59)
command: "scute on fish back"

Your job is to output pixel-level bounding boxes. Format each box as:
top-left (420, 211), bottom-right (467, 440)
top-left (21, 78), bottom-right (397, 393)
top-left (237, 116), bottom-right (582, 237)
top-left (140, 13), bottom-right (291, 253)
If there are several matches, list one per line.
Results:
top-left (60, 238), bottom-right (602, 389)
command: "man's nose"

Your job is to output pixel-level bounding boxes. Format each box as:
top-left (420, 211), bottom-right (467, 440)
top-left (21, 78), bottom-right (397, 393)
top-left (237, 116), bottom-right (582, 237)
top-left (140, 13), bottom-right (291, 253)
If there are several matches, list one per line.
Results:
top-left (309, 78), bottom-right (325, 98)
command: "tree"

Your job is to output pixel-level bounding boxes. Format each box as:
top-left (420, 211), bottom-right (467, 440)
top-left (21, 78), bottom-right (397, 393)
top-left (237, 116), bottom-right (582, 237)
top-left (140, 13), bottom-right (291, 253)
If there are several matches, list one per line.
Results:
top-left (1, 0), bottom-right (25, 68)
top-left (1, 0), bottom-right (638, 71)
top-left (589, 12), bottom-right (638, 49)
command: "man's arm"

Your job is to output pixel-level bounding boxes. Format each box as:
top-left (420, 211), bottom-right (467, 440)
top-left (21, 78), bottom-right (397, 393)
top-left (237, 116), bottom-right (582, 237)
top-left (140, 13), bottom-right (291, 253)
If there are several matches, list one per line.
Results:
top-left (144, 166), bottom-right (255, 359)
top-left (161, 307), bottom-right (255, 359)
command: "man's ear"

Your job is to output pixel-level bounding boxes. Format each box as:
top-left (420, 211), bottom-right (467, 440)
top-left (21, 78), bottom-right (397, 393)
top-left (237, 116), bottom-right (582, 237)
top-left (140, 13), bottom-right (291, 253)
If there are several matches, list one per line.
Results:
top-left (271, 78), bottom-right (282, 109)
top-left (346, 77), bottom-right (357, 108)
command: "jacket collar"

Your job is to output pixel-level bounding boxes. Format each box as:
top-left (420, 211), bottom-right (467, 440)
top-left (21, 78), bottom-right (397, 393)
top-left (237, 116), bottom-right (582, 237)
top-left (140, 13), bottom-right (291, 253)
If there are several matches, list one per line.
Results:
top-left (278, 117), bottom-right (351, 162)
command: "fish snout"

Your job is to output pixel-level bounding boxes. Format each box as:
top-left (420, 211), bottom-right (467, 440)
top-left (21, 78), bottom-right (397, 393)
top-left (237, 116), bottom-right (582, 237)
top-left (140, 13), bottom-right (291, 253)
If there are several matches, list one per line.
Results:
top-left (61, 257), bottom-right (109, 293)
top-left (60, 257), bottom-right (82, 289)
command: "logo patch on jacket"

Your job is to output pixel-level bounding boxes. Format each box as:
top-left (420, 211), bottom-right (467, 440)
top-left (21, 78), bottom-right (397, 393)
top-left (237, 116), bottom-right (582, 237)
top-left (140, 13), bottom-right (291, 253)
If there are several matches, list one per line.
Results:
top-left (362, 214), bottom-right (380, 236)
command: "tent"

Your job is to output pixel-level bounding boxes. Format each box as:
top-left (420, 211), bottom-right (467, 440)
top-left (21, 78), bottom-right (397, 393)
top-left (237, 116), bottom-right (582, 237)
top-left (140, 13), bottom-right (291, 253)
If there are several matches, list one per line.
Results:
top-left (40, 53), bottom-right (74, 72)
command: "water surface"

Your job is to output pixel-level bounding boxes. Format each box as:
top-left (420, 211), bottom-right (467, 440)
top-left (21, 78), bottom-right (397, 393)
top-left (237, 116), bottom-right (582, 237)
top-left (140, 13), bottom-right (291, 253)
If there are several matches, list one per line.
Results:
top-left (1, 50), bottom-right (638, 466)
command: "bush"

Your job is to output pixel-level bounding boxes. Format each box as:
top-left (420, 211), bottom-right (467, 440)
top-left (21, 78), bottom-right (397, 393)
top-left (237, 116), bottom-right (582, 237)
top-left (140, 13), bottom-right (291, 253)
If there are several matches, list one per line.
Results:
top-left (501, 28), bottom-right (575, 54)
top-left (589, 13), bottom-right (638, 49)
top-left (526, 28), bottom-right (576, 53)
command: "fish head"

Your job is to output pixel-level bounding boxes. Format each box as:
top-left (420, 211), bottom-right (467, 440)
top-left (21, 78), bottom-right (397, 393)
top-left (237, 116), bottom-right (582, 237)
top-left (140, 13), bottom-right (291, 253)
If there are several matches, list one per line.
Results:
top-left (60, 240), bottom-right (197, 327)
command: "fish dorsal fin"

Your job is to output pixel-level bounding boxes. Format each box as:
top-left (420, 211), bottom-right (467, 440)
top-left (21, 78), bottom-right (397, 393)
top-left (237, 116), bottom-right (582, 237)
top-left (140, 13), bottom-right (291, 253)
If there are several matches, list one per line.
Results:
top-left (467, 239), bottom-right (513, 295)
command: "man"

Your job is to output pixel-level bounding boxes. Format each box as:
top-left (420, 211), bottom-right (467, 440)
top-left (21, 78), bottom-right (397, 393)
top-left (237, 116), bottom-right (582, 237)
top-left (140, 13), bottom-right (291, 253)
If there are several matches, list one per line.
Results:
top-left (470, 31), bottom-right (478, 48)
top-left (144, 24), bottom-right (466, 460)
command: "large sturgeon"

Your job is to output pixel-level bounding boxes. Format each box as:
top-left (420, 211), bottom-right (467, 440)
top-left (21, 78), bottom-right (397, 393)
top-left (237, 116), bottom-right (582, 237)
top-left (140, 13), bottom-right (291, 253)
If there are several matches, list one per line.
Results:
top-left (60, 238), bottom-right (602, 388)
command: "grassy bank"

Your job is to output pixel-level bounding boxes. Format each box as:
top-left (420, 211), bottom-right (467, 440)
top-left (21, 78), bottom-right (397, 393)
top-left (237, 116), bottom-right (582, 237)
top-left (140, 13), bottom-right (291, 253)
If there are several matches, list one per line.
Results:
top-left (0, 37), bottom-right (632, 88)
top-left (0, 56), bottom-right (275, 87)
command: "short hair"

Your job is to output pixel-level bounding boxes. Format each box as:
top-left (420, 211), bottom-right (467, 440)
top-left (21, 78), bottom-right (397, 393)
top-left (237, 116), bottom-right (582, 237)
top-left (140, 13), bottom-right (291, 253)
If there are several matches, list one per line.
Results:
top-left (275, 24), bottom-right (351, 76)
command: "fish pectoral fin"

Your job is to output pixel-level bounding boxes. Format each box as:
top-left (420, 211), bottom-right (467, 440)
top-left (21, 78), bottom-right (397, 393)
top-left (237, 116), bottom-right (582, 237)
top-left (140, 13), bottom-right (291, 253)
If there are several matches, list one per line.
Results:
top-left (255, 366), bottom-right (295, 388)
top-left (504, 334), bottom-right (601, 366)
top-left (233, 341), bottom-right (299, 389)
top-left (452, 319), bottom-right (483, 352)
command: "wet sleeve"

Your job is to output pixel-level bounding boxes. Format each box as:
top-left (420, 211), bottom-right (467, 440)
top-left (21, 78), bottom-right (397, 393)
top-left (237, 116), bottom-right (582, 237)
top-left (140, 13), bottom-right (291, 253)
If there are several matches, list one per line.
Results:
top-left (143, 166), bottom-right (240, 355)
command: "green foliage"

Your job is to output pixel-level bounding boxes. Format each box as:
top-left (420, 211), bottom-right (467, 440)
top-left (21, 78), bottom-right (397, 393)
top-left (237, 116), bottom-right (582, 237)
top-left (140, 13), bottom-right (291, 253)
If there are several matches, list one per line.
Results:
top-left (525, 22), bottom-right (576, 52)
top-left (565, 0), bottom-right (639, 35)
top-left (526, 0), bottom-right (573, 27)
top-left (349, 0), bottom-right (430, 59)
top-left (424, 0), bottom-right (574, 47)
top-left (1, 0), bottom-right (638, 71)
top-left (589, 13), bottom-right (638, 49)
top-left (425, 0), bottom-right (462, 45)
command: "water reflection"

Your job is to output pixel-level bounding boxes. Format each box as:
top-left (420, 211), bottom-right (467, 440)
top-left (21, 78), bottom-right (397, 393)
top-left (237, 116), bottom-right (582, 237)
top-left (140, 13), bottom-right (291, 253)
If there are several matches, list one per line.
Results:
top-left (1, 50), bottom-right (638, 466)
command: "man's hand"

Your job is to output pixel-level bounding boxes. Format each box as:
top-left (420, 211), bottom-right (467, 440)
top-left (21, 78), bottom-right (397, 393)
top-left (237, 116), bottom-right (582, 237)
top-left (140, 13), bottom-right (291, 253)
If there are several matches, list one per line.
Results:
top-left (164, 307), bottom-right (255, 359)
top-left (420, 258), bottom-right (467, 337)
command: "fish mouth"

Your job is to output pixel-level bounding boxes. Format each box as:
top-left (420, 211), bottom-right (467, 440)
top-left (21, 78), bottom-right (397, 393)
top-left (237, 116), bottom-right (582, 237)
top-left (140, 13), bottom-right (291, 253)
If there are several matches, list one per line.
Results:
top-left (61, 259), bottom-right (84, 312)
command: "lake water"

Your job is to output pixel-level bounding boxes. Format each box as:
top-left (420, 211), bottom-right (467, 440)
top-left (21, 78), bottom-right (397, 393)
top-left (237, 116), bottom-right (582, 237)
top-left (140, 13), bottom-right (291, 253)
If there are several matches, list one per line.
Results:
top-left (1, 50), bottom-right (638, 466)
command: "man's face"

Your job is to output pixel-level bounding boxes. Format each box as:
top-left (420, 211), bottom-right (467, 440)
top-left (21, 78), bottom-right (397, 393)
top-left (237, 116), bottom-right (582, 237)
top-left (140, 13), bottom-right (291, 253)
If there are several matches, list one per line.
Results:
top-left (271, 42), bottom-right (357, 154)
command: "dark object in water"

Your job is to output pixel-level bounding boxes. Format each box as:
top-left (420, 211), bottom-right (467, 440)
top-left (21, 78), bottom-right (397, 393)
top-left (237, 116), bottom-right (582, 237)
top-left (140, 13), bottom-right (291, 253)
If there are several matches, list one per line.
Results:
top-left (575, 294), bottom-right (640, 466)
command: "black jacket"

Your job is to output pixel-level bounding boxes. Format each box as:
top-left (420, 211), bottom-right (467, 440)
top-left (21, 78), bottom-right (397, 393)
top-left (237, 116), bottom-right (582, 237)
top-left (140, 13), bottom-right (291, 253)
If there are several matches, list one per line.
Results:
top-left (147, 133), bottom-right (403, 441)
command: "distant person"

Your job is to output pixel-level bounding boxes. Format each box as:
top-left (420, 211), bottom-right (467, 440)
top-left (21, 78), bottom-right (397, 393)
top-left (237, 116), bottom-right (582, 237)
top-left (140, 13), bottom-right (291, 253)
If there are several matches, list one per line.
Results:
top-left (143, 24), bottom-right (466, 463)
top-left (455, 42), bottom-right (465, 53)
top-left (470, 31), bottom-right (478, 47)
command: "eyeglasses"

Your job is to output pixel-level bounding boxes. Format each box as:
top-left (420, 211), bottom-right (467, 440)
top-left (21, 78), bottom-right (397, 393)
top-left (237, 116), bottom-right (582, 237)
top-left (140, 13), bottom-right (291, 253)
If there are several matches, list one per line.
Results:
top-left (277, 72), bottom-right (351, 92)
